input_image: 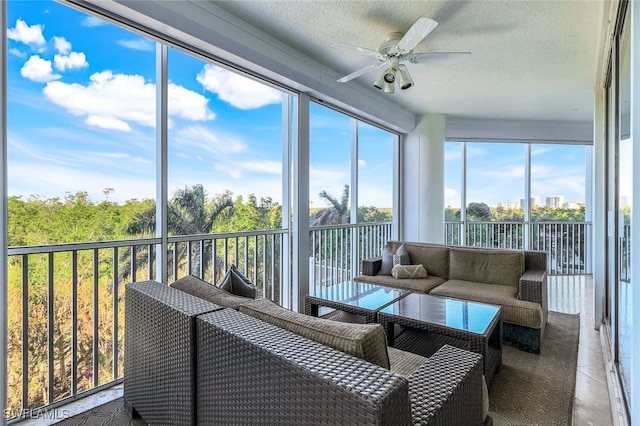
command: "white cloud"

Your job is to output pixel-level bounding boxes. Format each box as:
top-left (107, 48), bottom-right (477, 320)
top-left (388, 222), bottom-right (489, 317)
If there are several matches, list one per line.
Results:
top-left (43, 71), bottom-right (215, 131)
top-left (358, 159), bottom-right (367, 167)
top-left (7, 19), bottom-right (46, 47)
top-left (53, 36), bottom-right (71, 54)
top-left (175, 125), bottom-right (246, 155)
top-left (81, 16), bottom-right (106, 28)
top-left (445, 187), bottom-right (458, 198)
top-left (9, 48), bottom-right (26, 58)
top-left (118, 39), bottom-right (154, 52)
top-left (168, 84), bottom-right (216, 121)
top-left (54, 51), bottom-right (88, 71)
top-left (238, 160), bottom-right (282, 175)
top-left (85, 115), bottom-right (132, 131)
top-left (21, 56), bottom-right (60, 82)
top-left (196, 64), bottom-right (281, 110)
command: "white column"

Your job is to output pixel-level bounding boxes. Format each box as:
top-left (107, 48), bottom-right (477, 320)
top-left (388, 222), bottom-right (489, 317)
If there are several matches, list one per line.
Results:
top-left (155, 44), bottom-right (169, 283)
top-left (292, 94), bottom-right (310, 312)
top-left (401, 114), bottom-right (446, 242)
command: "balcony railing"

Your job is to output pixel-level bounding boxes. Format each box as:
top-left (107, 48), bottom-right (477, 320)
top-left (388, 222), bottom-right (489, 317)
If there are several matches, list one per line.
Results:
top-left (5, 229), bottom-right (286, 423)
top-left (309, 222), bottom-right (392, 293)
top-left (5, 222), bottom-right (392, 422)
top-left (444, 221), bottom-right (592, 274)
top-left (6, 219), bottom-right (598, 420)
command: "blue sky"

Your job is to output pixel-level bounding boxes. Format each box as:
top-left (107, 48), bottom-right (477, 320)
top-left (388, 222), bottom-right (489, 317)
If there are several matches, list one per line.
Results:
top-left (6, 1), bottom-right (587, 211)
top-left (445, 142), bottom-right (587, 208)
top-left (6, 0), bottom-right (394, 209)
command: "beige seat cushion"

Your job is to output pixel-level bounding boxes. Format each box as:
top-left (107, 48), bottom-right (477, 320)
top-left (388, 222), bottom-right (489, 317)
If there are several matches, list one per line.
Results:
top-left (170, 275), bottom-right (253, 309)
top-left (387, 346), bottom-right (426, 377)
top-left (354, 274), bottom-right (445, 293)
top-left (430, 279), bottom-right (543, 329)
top-left (239, 298), bottom-right (390, 369)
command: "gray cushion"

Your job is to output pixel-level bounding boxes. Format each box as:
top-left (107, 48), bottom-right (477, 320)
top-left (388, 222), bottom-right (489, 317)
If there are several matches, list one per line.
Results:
top-left (219, 264), bottom-right (257, 298)
top-left (239, 298), bottom-right (390, 369)
top-left (395, 242), bottom-right (450, 280)
top-left (170, 275), bottom-right (252, 309)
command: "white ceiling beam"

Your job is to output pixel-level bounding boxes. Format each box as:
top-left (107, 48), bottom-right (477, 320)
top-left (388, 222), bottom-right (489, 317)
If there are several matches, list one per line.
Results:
top-left (446, 117), bottom-right (593, 144)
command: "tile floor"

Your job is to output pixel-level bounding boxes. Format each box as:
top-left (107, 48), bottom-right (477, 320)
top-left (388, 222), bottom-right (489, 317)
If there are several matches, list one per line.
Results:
top-left (17, 275), bottom-right (616, 425)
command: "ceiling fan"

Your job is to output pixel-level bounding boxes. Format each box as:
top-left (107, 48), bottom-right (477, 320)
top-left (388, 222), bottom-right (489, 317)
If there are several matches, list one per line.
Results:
top-left (333, 17), bottom-right (471, 93)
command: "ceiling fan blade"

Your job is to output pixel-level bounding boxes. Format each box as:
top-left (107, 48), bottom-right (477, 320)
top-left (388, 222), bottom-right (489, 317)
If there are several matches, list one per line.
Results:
top-left (337, 62), bottom-right (386, 83)
top-left (329, 42), bottom-right (381, 58)
top-left (396, 17), bottom-right (438, 54)
top-left (410, 52), bottom-right (472, 65)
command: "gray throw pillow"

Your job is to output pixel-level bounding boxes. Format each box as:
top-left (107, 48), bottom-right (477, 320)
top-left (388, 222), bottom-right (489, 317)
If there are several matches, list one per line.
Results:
top-left (170, 275), bottom-right (252, 309)
top-left (379, 242), bottom-right (394, 275)
top-left (396, 244), bottom-right (411, 265)
top-left (219, 264), bottom-right (257, 298)
top-left (379, 243), bottom-right (411, 276)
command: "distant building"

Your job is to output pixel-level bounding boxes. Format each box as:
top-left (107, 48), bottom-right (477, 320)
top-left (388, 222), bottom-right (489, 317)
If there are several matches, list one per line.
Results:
top-left (545, 195), bottom-right (564, 208)
top-left (497, 201), bottom-right (519, 209)
top-left (520, 197), bottom-right (541, 208)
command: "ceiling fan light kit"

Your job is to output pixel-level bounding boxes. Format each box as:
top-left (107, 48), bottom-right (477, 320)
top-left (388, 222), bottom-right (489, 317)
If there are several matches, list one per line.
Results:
top-left (334, 17), bottom-right (470, 94)
top-left (398, 64), bottom-right (414, 90)
top-left (373, 73), bottom-right (386, 90)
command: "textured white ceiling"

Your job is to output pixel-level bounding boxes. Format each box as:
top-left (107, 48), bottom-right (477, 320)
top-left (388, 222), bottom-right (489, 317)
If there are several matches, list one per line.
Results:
top-left (214, 0), bottom-right (604, 122)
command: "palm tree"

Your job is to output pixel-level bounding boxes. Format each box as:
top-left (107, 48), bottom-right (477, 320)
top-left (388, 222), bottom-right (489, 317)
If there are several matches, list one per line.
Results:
top-left (311, 184), bottom-right (350, 226)
top-left (120, 184), bottom-right (234, 281)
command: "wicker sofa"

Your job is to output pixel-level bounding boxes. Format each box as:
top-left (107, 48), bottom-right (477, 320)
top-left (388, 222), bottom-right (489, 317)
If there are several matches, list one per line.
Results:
top-left (124, 279), bottom-right (491, 425)
top-left (354, 241), bottom-right (548, 353)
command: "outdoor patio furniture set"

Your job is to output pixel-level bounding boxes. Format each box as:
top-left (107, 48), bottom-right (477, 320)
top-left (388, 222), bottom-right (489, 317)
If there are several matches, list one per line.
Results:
top-left (124, 278), bottom-right (491, 425)
top-left (355, 241), bottom-right (548, 354)
top-left (124, 244), bottom-right (546, 425)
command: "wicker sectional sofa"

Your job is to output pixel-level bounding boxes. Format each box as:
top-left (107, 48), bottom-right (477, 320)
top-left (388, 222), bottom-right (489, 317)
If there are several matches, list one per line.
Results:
top-left (355, 241), bottom-right (548, 354)
top-left (124, 279), bottom-right (492, 425)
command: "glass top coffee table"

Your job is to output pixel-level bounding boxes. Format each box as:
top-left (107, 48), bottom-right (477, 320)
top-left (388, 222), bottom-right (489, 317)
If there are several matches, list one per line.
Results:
top-left (304, 281), bottom-right (409, 324)
top-left (378, 293), bottom-right (502, 384)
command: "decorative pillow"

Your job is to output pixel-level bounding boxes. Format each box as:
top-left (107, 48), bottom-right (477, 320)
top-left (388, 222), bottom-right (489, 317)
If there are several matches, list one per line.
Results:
top-left (239, 298), bottom-right (390, 369)
top-left (219, 264), bottom-right (257, 298)
top-left (379, 243), bottom-right (411, 275)
top-left (170, 275), bottom-right (252, 309)
top-left (391, 264), bottom-right (428, 279)
top-left (396, 244), bottom-right (411, 265)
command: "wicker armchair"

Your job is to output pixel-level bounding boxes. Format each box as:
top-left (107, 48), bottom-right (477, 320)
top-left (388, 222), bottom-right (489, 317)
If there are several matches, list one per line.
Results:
top-left (125, 280), bottom-right (490, 425)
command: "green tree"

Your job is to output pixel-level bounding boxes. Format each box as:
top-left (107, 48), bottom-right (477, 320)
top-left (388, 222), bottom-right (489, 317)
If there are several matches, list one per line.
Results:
top-left (311, 184), bottom-right (350, 226)
top-left (466, 202), bottom-right (493, 221)
top-left (122, 184), bottom-right (234, 279)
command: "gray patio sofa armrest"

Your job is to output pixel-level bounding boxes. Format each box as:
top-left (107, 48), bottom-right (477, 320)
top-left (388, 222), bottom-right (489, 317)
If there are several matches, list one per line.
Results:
top-left (519, 269), bottom-right (548, 329)
top-left (408, 345), bottom-right (485, 426)
top-left (196, 308), bottom-right (412, 425)
top-left (123, 280), bottom-right (222, 425)
top-left (362, 256), bottom-right (383, 276)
